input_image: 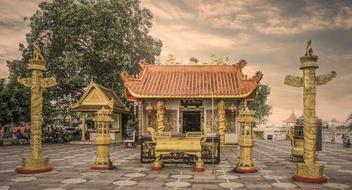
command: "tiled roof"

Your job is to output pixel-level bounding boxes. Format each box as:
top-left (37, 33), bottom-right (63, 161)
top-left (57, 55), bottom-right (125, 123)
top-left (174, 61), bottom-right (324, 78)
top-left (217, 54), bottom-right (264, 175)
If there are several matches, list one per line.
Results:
top-left (121, 59), bottom-right (263, 98)
top-left (98, 84), bottom-right (126, 111)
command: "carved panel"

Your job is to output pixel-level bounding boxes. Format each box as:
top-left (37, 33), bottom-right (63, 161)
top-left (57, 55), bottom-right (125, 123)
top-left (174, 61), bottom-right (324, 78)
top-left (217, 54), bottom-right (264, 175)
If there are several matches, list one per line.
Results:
top-left (225, 111), bottom-right (236, 133)
top-left (165, 110), bottom-right (177, 132)
top-left (206, 110), bottom-right (218, 132)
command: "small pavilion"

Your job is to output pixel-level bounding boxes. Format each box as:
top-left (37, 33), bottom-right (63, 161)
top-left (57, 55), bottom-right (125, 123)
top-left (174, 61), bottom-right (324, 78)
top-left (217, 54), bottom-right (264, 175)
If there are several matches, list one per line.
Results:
top-left (284, 110), bottom-right (298, 126)
top-left (283, 110), bottom-right (298, 140)
top-left (71, 81), bottom-right (128, 142)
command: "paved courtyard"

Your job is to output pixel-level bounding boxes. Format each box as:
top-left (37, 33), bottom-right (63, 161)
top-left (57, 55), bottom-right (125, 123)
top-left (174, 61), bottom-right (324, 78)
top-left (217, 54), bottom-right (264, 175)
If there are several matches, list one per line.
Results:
top-left (0, 140), bottom-right (351, 190)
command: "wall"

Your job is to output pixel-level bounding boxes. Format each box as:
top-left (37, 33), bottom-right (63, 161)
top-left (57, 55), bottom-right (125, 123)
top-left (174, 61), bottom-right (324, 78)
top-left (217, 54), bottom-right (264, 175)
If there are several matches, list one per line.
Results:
top-left (140, 99), bottom-right (241, 137)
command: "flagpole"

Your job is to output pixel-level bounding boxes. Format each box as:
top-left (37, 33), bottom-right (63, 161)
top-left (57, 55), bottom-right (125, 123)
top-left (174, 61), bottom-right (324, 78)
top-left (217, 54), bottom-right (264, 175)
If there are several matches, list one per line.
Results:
top-left (211, 91), bottom-right (215, 174)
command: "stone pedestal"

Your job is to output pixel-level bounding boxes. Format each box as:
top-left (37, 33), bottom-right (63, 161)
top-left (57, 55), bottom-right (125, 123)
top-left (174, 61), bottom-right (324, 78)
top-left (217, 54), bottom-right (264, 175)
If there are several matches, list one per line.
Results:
top-left (292, 164), bottom-right (327, 183)
top-left (16, 157), bottom-right (52, 174)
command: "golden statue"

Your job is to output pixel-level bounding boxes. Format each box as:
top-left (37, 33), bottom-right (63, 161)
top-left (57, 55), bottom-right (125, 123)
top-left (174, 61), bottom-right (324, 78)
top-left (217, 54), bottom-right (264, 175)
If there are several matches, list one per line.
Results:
top-left (234, 105), bottom-right (257, 173)
top-left (16, 44), bottom-right (57, 174)
top-left (284, 40), bottom-right (336, 183)
top-left (217, 100), bottom-right (225, 145)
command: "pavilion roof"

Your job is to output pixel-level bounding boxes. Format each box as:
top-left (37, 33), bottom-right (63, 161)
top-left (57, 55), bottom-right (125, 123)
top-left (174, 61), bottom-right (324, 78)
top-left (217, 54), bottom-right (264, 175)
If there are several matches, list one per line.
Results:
top-left (71, 82), bottom-right (128, 113)
top-left (283, 111), bottom-right (298, 123)
top-left (120, 59), bottom-right (263, 99)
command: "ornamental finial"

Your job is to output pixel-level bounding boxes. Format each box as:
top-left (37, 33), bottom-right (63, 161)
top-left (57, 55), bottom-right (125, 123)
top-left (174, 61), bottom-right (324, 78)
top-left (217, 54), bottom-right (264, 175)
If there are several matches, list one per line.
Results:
top-left (32, 44), bottom-right (45, 63)
top-left (305, 40), bottom-right (313, 56)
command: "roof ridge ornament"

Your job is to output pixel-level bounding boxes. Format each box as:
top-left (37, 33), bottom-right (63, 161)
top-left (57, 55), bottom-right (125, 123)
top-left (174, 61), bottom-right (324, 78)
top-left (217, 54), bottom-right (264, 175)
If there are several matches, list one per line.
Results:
top-left (237, 59), bottom-right (247, 69)
top-left (139, 59), bottom-right (147, 69)
top-left (251, 71), bottom-right (263, 82)
top-left (120, 70), bottom-right (130, 80)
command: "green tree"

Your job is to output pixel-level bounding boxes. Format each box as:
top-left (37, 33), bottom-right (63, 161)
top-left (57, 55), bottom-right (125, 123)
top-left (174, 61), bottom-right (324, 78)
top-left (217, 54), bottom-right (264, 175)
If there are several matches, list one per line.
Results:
top-left (248, 84), bottom-right (272, 124)
top-left (7, 0), bottom-right (162, 125)
top-left (0, 78), bottom-right (30, 126)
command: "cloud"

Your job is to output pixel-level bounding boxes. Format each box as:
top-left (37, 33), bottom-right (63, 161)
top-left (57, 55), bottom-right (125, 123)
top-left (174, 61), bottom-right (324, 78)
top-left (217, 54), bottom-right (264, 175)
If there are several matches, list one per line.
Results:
top-left (0, 0), bottom-right (45, 78)
top-left (142, 0), bottom-right (193, 21)
top-left (196, 0), bottom-right (352, 35)
top-left (150, 24), bottom-right (250, 61)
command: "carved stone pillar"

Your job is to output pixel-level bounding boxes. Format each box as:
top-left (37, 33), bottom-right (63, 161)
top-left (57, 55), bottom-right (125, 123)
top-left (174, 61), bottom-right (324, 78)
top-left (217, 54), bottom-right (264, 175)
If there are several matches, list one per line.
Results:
top-left (156, 100), bottom-right (165, 132)
top-left (285, 41), bottom-right (336, 183)
top-left (217, 100), bottom-right (225, 145)
top-left (16, 45), bottom-right (57, 174)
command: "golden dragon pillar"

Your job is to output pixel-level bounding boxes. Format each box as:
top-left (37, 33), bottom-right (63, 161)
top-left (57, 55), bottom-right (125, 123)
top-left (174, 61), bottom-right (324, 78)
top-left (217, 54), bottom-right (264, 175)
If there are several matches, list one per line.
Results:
top-left (285, 40), bottom-right (336, 183)
top-left (218, 100), bottom-right (225, 145)
top-left (156, 100), bottom-right (165, 132)
top-left (16, 45), bottom-right (57, 174)
top-left (91, 107), bottom-right (114, 170)
top-left (234, 105), bottom-right (257, 173)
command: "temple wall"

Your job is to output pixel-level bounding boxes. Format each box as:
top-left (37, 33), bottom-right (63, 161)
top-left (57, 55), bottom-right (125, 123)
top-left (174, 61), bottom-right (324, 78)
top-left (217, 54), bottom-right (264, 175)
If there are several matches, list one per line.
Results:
top-left (140, 99), bottom-right (241, 137)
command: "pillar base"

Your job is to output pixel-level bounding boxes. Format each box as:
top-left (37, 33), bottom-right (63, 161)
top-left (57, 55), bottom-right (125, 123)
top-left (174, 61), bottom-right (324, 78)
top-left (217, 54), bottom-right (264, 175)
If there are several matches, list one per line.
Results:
top-left (91, 164), bottom-right (115, 170)
top-left (152, 161), bottom-right (162, 171)
top-left (292, 163), bottom-right (327, 183)
top-left (16, 157), bottom-right (52, 174)
top-left (194, 161), bottom-right (205, 172)
top-left (194, 167), bottom-right (205, 172)
top-left (292, 175), bottom-right (327, 183)
top-left (152, 166), bottom-right (162, 171)
top-left (234, 167), bottom-right (258, 173)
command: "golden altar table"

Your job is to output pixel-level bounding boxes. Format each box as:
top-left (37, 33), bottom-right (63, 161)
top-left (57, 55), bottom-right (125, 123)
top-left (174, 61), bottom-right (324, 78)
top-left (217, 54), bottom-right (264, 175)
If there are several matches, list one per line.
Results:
top-left (147, 128), bottom-right (206, 172)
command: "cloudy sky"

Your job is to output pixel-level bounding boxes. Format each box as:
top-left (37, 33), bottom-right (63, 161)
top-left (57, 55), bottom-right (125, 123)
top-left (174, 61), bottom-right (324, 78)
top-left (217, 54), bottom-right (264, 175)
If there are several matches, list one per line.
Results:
top-left (0, 0), bottom-right (351, 124)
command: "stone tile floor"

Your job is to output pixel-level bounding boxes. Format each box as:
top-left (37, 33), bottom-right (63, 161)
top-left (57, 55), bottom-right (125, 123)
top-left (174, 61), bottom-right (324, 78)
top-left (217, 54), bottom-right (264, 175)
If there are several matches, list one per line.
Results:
top-left (0, 140), bottom-right (351, 190)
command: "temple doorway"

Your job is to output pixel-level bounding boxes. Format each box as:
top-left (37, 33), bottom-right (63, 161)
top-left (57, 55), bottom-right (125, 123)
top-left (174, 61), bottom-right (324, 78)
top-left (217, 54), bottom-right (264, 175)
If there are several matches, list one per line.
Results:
top-left (182, 111), bottom-right (201, 132)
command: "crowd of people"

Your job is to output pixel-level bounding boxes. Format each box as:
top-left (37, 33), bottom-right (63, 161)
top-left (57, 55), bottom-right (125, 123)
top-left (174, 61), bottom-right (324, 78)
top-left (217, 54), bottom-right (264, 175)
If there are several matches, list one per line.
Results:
top-left (43, 126), bottom-right (81, 143)
top-left (0, 125), bottom-right (81, 144)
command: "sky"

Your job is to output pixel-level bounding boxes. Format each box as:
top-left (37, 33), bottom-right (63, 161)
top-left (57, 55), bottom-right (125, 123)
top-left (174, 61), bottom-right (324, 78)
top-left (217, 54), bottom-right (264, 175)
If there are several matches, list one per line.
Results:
top-left (0, 0), bottom-right (351, 125)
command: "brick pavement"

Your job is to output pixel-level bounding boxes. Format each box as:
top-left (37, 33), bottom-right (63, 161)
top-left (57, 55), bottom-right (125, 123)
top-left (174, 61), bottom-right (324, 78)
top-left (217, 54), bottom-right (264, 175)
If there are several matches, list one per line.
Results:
top-left (0, 140), bottom-right (351, 190)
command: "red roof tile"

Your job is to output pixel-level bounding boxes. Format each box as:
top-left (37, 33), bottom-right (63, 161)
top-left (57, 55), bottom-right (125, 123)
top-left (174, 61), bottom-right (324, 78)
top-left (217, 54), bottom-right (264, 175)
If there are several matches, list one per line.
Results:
top-left (121, 59), bottom-right (263, 98)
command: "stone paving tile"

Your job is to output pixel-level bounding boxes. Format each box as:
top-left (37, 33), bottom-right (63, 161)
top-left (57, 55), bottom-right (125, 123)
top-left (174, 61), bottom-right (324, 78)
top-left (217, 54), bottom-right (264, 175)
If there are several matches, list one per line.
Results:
top-left (0, 141), bottom-right (352, 189)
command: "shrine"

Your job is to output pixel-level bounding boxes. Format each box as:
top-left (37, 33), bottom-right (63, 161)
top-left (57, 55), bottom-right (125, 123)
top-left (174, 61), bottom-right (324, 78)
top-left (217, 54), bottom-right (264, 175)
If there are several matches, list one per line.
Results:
top-left (71, 81), bottom-right (128, 142)
top-left (121, 59), bottom-right (263, 166)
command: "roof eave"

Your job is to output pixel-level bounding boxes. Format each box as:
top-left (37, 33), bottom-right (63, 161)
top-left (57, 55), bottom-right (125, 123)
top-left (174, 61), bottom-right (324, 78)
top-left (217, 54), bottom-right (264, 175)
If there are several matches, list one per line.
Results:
top-left (126, 88), bottom-right (256, 99)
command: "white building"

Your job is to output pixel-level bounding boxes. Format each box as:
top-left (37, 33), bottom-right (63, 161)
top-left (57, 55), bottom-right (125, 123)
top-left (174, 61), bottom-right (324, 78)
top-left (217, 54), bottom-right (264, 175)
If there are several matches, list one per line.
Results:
top-left (254, 125), bottom-right (287, 140)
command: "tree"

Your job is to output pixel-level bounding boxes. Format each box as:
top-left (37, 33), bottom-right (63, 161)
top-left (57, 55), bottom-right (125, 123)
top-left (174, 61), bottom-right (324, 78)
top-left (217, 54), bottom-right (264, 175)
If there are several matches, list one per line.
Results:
top-left (0, 78), bottom-right (30, 126)
top-left (248, 84), bottom-right (272, 124)
top-left (7, 0), bottom-right (162, 125)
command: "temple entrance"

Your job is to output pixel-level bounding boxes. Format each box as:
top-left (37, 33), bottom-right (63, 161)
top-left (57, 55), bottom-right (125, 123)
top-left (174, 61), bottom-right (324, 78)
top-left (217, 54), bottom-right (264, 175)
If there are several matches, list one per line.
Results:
top-left (182, 111), bottom-right (201, 132)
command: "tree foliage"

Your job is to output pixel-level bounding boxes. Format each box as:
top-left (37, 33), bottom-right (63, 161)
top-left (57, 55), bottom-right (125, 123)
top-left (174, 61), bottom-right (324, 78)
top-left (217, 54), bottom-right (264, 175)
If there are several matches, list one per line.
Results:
top-left (6, 0), bottom-right (162, 125)
top-left (0, 78), bottom-right (30, 126)
top-left (248, 84), bottom-right (272, 124)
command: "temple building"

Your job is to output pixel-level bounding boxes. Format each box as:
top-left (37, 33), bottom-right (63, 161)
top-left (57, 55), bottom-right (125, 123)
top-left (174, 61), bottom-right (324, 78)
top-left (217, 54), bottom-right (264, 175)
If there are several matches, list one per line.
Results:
top-left (71, 81), bottom-right (128, 142)
top-left (121, 59), bottom-right (263, 145)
